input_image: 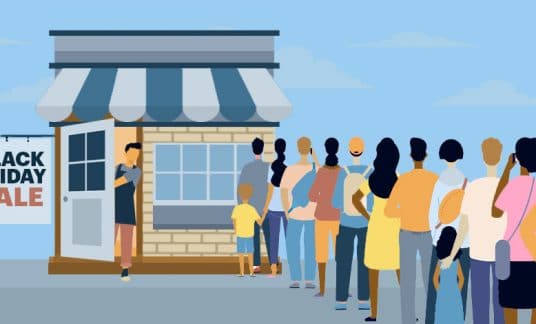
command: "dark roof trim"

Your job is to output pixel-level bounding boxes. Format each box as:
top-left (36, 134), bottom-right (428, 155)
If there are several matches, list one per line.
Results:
top-left (50, 30), bottom-right (279, 36)
top-left (49, 62), bottom-right (279, 69)
top-left (50, 121), bottom-right (280, 128)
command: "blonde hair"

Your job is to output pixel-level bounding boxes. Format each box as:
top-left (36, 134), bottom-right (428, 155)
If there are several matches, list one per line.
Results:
top-left (238, 183), bottom-right (254, 201)
top-left (297, 137), bottom-right (312, 155)
top-left (482, 138), bottom-right (503, 166)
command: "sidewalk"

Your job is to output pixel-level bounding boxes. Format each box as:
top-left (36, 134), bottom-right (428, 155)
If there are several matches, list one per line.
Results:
top-left (0, 260), bottom-right (531, 323)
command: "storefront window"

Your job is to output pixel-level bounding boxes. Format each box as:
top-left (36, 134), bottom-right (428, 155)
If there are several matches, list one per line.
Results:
top-left (154, 143), bottom-right (250, 205)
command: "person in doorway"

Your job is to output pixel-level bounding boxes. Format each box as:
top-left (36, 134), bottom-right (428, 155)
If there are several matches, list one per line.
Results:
top-left (308, 137), bottom-right (342, 297)
top-left (261, 138), bottom-right (288, 277)
top-left (232, 183), bottom-right (267, 277)
top-left (442, 138), bottom-right (506, 324)
top-left (238, 138), bottom-right (270, 273)
top-left (281, 137), bottom-right (320, 289)
top-left (333, 137), bottom-right (372, 311)
top-left (353, 137), bottom-right (401, 322)
top-left (426, 139), bottom-right (470, 324)
top-left (114, 142), bottom-right (142, 282)
top-left (385, 137), bottom-right (438, 324)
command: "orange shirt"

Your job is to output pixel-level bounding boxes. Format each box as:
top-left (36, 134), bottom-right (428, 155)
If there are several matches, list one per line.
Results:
top-left (385, 169), bottom-right (438, 232)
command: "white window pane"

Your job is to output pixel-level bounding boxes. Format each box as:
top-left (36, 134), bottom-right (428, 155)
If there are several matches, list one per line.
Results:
top-left (183, 145), bottom-right (207, 172)
top-left (237, 145), bottom-right (251, 171)
top-left (156, 174), bottom-right (180, 200)
top-left (183, 174), bottom-right (207, 200)
top-left (210, 145), bottom-right (234, 172)
top-left (210, 174), bottom-right (235, 200)
top-left (155, 145), bottom-right (180, 172)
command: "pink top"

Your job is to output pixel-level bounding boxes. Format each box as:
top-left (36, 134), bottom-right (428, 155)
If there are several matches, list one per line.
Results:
top-left (308, 166), bottom-right (341, 221)
top-left (495, 175), bottom-right (536, 262)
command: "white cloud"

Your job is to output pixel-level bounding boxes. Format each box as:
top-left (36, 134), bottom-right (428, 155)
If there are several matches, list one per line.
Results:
top-left (276, 46), bottom-right (371, 89)
top-left (0, 77), bottom-right (52, 104)
top-left (352, 32), bottom-right (471, 48)
top-left (436, 80), bottom-right (536, 106)
top-left (0, 37), bottom-right (27, 46)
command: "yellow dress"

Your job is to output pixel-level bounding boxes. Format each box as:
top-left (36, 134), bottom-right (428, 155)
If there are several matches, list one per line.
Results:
top-left (361, 181), bottom-right (400, 270)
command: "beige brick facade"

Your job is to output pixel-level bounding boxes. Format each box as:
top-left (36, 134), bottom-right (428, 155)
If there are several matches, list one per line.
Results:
top-left (142, 126), bottom-right (274, 257)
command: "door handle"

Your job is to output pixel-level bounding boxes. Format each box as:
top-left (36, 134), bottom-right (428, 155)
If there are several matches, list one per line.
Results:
top-left (63, 196), bottom-right (68, 202)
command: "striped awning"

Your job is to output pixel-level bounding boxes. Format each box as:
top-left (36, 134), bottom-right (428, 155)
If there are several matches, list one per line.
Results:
top-left (36, 68), bottom-right (291, 123)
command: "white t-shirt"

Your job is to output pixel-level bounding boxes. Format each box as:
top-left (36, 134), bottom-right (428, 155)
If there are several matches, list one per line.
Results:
top-left (461, 177), bottom-right (507, 261)
top-left (267, 170), bottom-right (284, 212)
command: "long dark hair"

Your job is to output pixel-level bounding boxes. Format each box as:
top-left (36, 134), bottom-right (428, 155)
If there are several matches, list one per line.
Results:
top-left (271, 138), bottom-right (287, 187)
top-left (369, 138), bottom-right (399, 199)
top-left (324, 137), bottom-right (339, 167)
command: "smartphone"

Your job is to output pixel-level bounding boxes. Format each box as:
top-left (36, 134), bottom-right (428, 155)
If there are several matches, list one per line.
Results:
top-left (310, 148), bottom-right (313, 155)
top-left (512, 153), bottom-right (517, 163)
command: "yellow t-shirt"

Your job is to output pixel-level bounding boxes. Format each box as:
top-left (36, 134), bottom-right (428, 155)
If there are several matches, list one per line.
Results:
top-left (231, 203), bottom-right (261, 238)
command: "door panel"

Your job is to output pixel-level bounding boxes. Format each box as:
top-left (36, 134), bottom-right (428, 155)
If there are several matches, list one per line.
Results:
top-left (61, 119), bottom-right (114, 261)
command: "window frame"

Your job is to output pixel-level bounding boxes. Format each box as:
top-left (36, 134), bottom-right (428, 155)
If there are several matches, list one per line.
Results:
top-left (153, 143), bottom-right (250, 206)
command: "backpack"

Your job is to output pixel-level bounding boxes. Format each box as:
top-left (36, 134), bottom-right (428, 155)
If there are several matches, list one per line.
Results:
top-left (438, 178), bottom-right (468, 225)
top-left (288, 163), bottom-right (317, 213)
top-left (343, 165), bottom-right (372, 216)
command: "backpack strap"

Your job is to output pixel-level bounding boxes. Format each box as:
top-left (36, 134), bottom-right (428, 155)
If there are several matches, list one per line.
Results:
top-left (362, 165), bottom-right (373, 177)
top-left (343, 166), bottom-right (350, 175)
top-left (508, 177), bottom-right (535, 242)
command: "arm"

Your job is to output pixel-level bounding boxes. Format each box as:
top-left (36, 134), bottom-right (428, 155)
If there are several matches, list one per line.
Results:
top-left (492, 153), bottom-right (516, 218)
top-left (433, 263), bottom-right (440, 291)
top-left (352, 190), bottom-right (371, 221)
top-left (262, 183), bottom-right (274, 218)
top-left (332, 171), bottom-right (344, 211)
top-left (311, 149), bottom-right (320, 167)
top-left (442, 213), bottom-right (468, 269)
top-left (521, 206), bottom-right (536, 261)
top-left (385, 181), bottom-right (402, 218)
top-left (114, 176), bottom-right (128, 188)
top-left (457, 263), bottom-right (465, 291)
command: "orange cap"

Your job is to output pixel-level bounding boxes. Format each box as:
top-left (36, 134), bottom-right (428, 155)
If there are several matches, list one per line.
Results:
top-left (349, 137), bottom-right (365, 155)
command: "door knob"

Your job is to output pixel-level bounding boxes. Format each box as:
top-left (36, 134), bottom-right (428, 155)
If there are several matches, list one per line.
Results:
top-left (63, 196), bottom-right (68, 202)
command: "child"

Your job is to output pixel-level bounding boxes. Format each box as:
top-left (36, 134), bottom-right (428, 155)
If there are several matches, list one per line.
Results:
top-left (232, 183), bottom-right (266, 277)
top-left (433, 226), bottom-right (464, 324)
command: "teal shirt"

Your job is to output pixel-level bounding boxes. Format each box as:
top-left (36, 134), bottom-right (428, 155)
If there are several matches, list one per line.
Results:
top-left (332, 165), bottom-right (373, 229)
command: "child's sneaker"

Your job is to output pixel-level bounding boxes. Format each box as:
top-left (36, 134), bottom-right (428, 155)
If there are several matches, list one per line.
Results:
top-left (120, 268), bottom-right (130, 282)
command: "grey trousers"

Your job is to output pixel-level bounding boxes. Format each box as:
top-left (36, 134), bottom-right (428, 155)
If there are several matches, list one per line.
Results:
top-left (400, 230), bottom-right (433, 324)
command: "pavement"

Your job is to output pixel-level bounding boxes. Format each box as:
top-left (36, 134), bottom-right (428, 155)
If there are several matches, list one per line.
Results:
top-left (0, 260), bottom-right (531, 324)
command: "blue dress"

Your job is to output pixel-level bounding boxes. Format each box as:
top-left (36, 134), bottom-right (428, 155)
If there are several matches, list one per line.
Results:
top-left (435, 260), bottom-right (464, 324)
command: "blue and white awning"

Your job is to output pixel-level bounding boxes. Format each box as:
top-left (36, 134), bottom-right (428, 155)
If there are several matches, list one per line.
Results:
top-left (37, 68), bottom-right (291, 123)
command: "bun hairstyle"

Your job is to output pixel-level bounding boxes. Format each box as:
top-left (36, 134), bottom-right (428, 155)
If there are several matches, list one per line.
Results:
top-left (436, 226), bottom-right (462, 261)
top-left (324, 137), bottom-right (340, 167)
top-left (369, 137), bottom-right (399, 199)
top-left (271, 139), bottom-right (287, 187)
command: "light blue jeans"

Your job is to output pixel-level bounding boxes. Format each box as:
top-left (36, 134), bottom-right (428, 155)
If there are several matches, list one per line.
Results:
top-left (286, 219), bottom-right (316, 282)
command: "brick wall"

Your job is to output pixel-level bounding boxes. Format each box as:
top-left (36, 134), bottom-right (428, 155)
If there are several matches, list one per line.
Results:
top-left (142, 126), bottom-right (274, 257)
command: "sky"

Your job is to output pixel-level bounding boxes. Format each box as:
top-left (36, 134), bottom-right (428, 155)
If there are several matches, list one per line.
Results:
top-left (1, 0), bottom-right (536, 258)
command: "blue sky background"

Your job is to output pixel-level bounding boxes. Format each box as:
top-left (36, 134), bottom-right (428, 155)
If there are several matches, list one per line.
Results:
top-left (1, 0), bottom-right (535, 258)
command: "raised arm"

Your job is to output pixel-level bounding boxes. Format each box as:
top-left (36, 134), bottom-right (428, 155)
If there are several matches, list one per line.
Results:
top-left (442, 213), bottom-right (468, 269)
top-left (492, 153), bottom-right (516, 218)
top-left (352, 190), bottom-right (370, 221)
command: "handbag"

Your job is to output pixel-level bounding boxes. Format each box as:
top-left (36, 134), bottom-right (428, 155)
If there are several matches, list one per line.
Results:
top-left (495, 177), bottom-right (535, 280)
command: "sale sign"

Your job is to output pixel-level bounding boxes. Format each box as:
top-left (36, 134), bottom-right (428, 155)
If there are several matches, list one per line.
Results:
top-left (0, 138), bottom-right (51, 224)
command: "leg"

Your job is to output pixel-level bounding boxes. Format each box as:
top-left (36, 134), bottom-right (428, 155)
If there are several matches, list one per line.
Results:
top-left (400, 230), bottom-right (418, 324)
top-left (315, 220), bottom-right (329, 294)
top-left (356, 227), bottom-right (370, 302)
top-left (335, 226), bottom-right (356, 303)
top-left (425, 247), bottom-right (439, 324)
top-left (304, 220), bottom-right (317, 283)
top-left (268, 212), bottom-right (282, 267)
top-left (395, 269), bottom-right (401, 284)
top-left (418, 234), bottom-right (433, 294)
top-left (114, 223), bottom-right (119, 243)
top-left (491, 262), bottom-right (505, 324)
top-left (503, 308), bottom-right (517, 324)
top-left (119, 224), bottom-right (134, 269)
top-left (247, 254), bottom-right (254, 275)
top-left (460, 248), bottom-right (471, 318)
top-left (471, 259), bottom-right (491, 324)
top-left (262, 213), bottom-right (271, 266)
top-left (531, 309), bottom-right (536, 324)
top-left (318, 262), bottom-right (327, 296)
top-left (285, 219), bottom-right (302, 282)
top-left (253, 222), bottom-right (261, 267)
top-left (239, 255), bottom-right (245, 276)
top-left (368, 269), bottom-right (380, 320)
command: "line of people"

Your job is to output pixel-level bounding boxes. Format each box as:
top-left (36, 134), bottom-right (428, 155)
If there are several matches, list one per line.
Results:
top-left (233, 135), bottom-right (536, 324)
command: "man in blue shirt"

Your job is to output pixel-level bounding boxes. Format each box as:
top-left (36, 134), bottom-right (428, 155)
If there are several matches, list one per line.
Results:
top-left (333, 137), bottom-right (372, 310)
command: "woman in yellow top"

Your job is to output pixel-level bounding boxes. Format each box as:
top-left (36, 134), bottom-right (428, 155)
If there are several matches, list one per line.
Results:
top-left (352, 138), bottom-right (401, 322)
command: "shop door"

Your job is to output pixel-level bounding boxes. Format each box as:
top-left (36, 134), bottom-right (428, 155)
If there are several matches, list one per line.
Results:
top-left (60, 119), bottom-right (115, 261)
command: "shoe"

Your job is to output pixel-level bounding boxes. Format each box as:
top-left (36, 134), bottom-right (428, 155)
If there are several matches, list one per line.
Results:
top-left (358, 302), bottom-right (371, 310)
top-left (253, 266), bottom-right (261, 274)
top-left (305, 282), bottom-right (316, 289)
top-left (335, 303), bottom-right (347, 311)
top-left (249, 274), bottom-right (256, 277)
top-left (364, 317), bottom-right (377, 322)
top-left (314, 292), bottom-right (324, 297)
top-left (120, 269), bottom-right (130, 282)
top-left (289, 282), bottom-right (300, 289)
top-left (237, 274), bottom-right (245, 277)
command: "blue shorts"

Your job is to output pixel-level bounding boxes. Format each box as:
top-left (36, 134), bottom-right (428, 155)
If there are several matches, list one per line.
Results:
top-left (236, 237), bottom-right (254, 254)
